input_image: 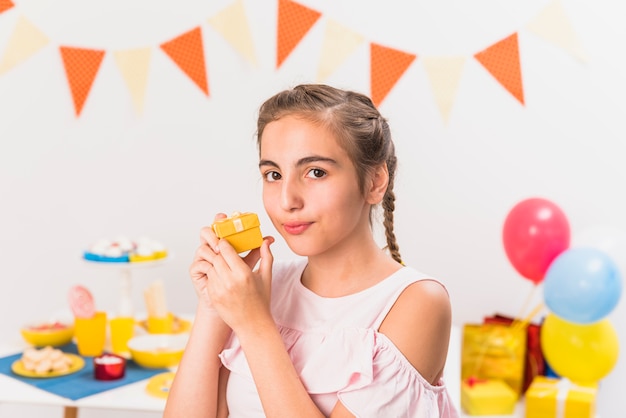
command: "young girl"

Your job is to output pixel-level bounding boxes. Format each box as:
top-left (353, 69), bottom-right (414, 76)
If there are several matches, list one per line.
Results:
top-left (165, 84), bottom-right (458, 417)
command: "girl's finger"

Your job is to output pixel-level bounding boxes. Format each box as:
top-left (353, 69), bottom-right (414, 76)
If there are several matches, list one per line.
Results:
top-left (216, 238), bottom-right (246, 273)
top-left (259, 237), bottom-right (274, 292)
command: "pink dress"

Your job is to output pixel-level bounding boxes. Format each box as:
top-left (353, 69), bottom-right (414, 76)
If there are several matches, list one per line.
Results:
top-left (220, 259), bottom-right (459, 417)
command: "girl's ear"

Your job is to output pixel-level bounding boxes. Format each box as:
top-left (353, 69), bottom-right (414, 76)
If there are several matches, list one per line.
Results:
top-left (366, 163), bottom-right (389, 205)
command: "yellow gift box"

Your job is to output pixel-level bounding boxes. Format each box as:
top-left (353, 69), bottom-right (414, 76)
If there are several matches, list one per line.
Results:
top-left (525, 376), bottom-right (597, 418)
top-left (212, 212), bottom-right (263, 253)
top-left (461, 377), bottom-right (517, 415)
top-left (461, 323), bottom-right (527, 397)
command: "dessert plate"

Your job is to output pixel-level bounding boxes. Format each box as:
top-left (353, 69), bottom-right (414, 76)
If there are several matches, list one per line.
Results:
top-left (11, 354), bottom-right (85, 378)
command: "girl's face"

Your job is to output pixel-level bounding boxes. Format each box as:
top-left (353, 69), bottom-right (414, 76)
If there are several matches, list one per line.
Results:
top-left (259, 115), bottom-right (372, 257)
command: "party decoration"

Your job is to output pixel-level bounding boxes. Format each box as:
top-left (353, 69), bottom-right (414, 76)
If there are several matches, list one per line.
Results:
top-left (474, 33), bottom-right (525, 105)
top-left (0, 0), bottom-right (14, 14)
top-left (0, 16), bottom-right (49, 75)
top-left (502, 197), bottom-right (570, 284)
top-left (208, 0), bottom-right (258, 67)
top-left (526, 0), bottom-right (586, 62)
top-left (370, 43), bottom-right (416, 107)
top-left (60, 47), bottom-right (105, 116)
top-left (541, 313), bottom-right (619, 384)
top-left (160, 27), bottom-right (209, 96)
top-left (0, 1), bottom-right (586, 118)
top-left (422, 56), bottom-right (466, 123)
top-left (113, 48), bottom-right (152, 114)
top-left (544, 247), bottom-right (622, 324)
top-left (276, 0), bottom-right (321, 68)
top-left (316, 18), bottom-right (364, 82)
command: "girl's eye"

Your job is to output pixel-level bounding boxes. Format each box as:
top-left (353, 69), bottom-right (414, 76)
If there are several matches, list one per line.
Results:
top-left (264, 171), bottom-right (282, 182)
top-left (306, 168), bottom-right (327, 179)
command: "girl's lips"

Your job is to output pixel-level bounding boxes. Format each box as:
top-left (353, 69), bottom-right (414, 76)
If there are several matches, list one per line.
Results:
top-left (283, 222), bottom-right (312, 235)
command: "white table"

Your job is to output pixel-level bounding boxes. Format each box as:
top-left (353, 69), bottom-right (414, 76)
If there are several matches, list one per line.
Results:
top-left (0, 338), bottom-right (167, 418)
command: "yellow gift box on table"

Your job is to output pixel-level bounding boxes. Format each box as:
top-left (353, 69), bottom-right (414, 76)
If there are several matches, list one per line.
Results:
top-left (525, 376), bottom-right (597, 418)
top-left (212, 212), bottom-right (263, 253)
top-left (461, 377), bottom-right (517, 415)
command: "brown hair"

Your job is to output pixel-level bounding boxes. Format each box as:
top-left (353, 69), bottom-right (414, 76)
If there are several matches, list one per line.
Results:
top-left (256, 84), bottom-right (402, 264)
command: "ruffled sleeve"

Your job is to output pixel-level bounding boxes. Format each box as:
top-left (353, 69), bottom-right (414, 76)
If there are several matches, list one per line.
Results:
top-left (337, 332), bottom-right (459, 418)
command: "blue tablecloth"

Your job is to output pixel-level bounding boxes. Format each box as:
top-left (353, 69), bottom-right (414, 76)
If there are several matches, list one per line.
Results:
top-left (0, 343), bottom-right (168, 400)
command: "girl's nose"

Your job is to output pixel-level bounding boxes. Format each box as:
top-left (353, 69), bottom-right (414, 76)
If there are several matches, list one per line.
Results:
top-left (280, 176), bottom-right (303, 211)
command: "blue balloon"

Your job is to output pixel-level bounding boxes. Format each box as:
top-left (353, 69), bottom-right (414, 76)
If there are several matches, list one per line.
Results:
top-left (543, 247), bottom-right (622, 324)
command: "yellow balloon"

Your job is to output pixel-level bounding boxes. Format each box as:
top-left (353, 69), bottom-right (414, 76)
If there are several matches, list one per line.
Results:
top-left (541, 313), bottom-right (619, 384)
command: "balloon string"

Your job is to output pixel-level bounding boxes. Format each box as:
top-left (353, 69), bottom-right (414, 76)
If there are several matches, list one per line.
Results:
top-left (516, 283), bottom-right (538, 322)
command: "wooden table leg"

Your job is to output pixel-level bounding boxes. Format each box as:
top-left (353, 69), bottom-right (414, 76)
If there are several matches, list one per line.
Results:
top-left (63, 406), bottom-right (78, 418)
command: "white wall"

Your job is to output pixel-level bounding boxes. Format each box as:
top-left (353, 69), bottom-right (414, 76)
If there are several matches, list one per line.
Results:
top-left (1, 0), bottom-right (625, 416)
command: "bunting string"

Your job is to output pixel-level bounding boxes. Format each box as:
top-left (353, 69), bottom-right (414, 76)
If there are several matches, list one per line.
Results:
top-left (0, 0), bottom-right (586, 119)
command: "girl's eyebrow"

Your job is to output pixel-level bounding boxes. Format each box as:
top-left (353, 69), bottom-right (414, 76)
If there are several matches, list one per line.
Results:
top-left (259, 155), bottom-right (337, 169)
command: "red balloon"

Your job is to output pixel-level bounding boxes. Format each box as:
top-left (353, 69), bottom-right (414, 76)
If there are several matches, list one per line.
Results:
top-left (502, 198), bottom-right (570, 284)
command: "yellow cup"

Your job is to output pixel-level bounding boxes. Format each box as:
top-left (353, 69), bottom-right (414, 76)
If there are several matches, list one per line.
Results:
top-left (147, 313), bottom-right (173, 334)
top-left (74, 311), bottom-right (107, 357)
top-left (109, 316), bottom-right (135, 355)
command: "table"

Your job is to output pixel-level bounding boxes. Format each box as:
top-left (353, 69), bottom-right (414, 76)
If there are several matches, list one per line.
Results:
top-left (0, 326), bottom-right (524, 417)
top-left (0, 339), bottom-right (167, 418)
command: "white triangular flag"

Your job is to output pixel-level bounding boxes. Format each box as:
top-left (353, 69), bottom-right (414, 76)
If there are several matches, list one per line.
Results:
top-left (208, 0), bottom-right (257, 66)
top-left (0, 16), bottom-right (49, 74)
top-left (422, 56), bottom-right (466, 123)
top-left (316, 18), bottom-right (364, 82)
top-left (113, 48), bottom-right (152, 113)
top-left (526, 0), bottom-right (586, 62)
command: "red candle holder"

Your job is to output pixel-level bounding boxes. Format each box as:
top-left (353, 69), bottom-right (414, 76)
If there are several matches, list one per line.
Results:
top-left (93, 353), bottom-right (126, 380)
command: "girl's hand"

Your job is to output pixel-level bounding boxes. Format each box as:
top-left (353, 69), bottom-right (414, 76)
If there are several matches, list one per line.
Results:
top-left (189, 213), bottom-right (228, 314)
top-left (203, 233), bottom-right (275, 333)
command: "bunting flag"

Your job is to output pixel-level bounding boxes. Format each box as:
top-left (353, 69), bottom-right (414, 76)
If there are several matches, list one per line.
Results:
top-left (422, 57), bottom-right (466, 123)
top-left (370, 43), bottom-right (416, 107)
top-left (474, 33), bottom-right (524, 105)
top-left (114, 48), bottom-right (152, 113)
top-left (526, 0), bottom-right (586, 62)
top-left (0, 16), bottom-right (49, 75)
top-left (0, 1), bottom-right (587, 118)
top-left (0, 0), bottom-right (14, 14)
top-left (316, 18), bottom-right (364, 82)
top-left (208, 0), bottom-right (257, 66)
top-left (276, 0), bottom-right (321, 68)
top-left (160, 27), bottom-right (209, 96)
top-left (60, 47), bottom-right (105, 116)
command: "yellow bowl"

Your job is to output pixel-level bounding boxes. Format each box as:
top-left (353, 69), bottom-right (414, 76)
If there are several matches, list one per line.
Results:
top-left (128, 334), bottom-right (187, 368)
top-left (20, 321), bottom-right (74, 347)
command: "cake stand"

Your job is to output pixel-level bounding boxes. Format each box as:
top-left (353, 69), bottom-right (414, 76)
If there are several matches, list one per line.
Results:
top-left (82, 257), bottom-right (171, 317)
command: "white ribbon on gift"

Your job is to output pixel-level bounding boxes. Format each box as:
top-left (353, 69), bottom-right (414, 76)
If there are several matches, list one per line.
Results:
top-left (233, 218), bottom-right (244, 232)
top-left (555, 378), bottom-right (570, 418)
top-left (532, 377), bottom-right (596, 418)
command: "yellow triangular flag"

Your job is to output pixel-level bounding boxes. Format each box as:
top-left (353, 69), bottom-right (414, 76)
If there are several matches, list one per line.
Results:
top-left (316, 18), bottom-right (364, 82)
top-left (0, 16), bottom-right (49, 75)
top-left (422, 56), bottom-right (466, 123)
top-left (113, 47), bottom-right (152, 113)
top-left (208, 0), bottom-right (257, 66)
top-left (526, 0), bottom-right (586, 62)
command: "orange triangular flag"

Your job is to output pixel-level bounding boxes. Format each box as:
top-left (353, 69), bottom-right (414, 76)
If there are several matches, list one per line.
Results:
top-left (370, 43), bottom-right (416, 107)
top-left (0, 0), bottom-right (14, 14)
top-left (160, 27), bottom-right (209, 96)
top-left (474, 33), bottom-right (524, 105)
top-left (276, 0), bottom-right (321, 68)
top-left (60, 47), bottom-right (105, 116)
